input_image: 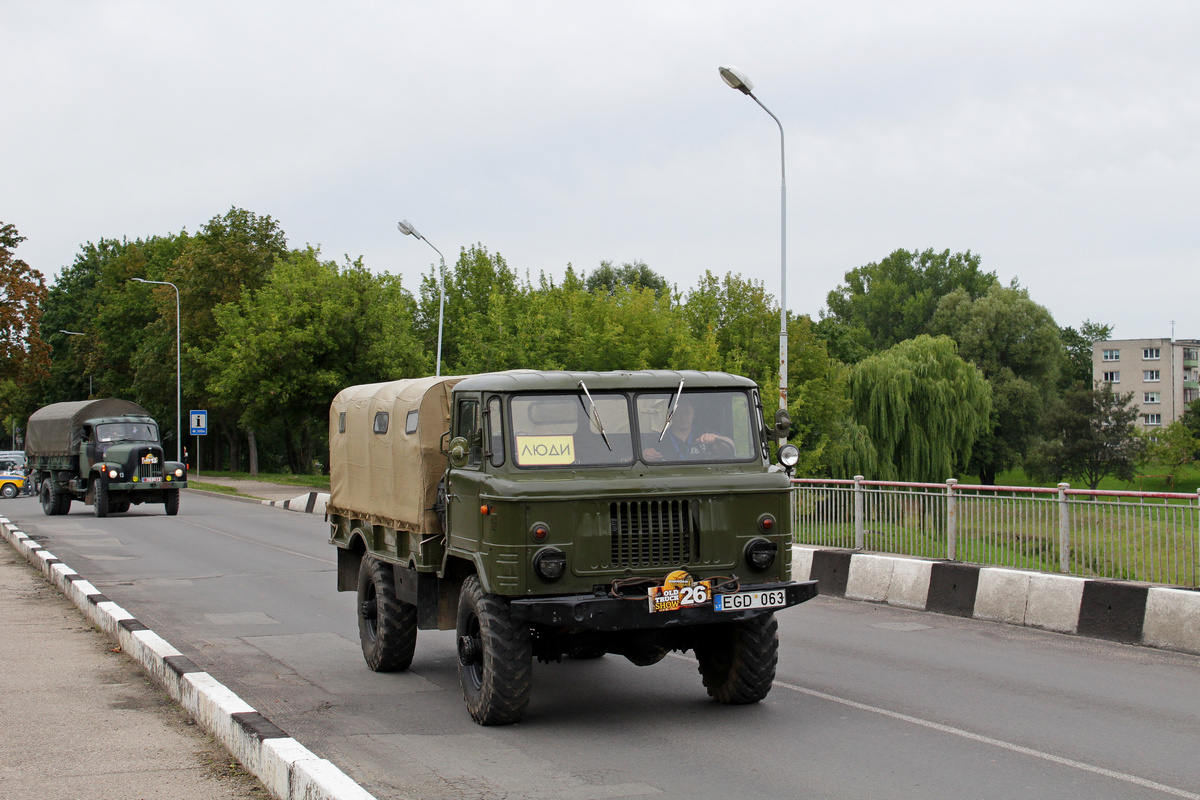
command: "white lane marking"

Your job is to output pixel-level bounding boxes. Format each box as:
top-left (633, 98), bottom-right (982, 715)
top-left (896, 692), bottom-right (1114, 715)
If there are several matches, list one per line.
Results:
top-left (778, 680), bottom-right (1200, 800)
top-left (670, 653), bottom-right (1198, 799)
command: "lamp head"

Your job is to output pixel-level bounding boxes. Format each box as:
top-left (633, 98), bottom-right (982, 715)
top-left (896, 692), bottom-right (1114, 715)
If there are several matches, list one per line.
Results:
top-left (719, 65), bottom-right (754, 95)
top-left (397, 219), bottom-right (422, 239)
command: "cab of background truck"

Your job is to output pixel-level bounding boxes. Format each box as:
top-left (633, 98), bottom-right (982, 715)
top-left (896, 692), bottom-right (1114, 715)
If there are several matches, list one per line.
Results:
top-left (443, 370), bottom-right (794, 597)
top-left (79, 415), bottom-right (177, 485)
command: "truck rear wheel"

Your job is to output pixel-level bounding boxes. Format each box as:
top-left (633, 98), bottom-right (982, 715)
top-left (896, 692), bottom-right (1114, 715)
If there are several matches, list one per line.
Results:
top-left (356, 557), bottom-right (417, 672)
top-left (41, 480), bottom-right (69, 516)
top-left (456, 574), bottom-right (532, 725)
top-left (93, 479), bottom-right (109, 518)
top-left (694, 612), bottom-right (779, 704)
top-left (165, 490), bottom-right (179, 516)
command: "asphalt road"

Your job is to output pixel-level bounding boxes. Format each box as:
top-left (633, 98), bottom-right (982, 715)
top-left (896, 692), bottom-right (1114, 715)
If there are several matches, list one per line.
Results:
top-left (8, 491), bottom-right (1200, 800)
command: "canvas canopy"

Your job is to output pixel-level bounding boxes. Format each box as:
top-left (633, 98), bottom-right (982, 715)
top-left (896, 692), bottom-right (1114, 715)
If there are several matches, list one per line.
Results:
top-left (26, 399), bottom-right (151, 458)
top-left (328, 375), bottom-right (463, 536)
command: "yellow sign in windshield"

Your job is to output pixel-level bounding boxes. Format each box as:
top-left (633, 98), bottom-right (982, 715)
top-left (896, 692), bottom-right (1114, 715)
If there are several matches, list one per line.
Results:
top-left (516, 435), bottom-right (575, 465)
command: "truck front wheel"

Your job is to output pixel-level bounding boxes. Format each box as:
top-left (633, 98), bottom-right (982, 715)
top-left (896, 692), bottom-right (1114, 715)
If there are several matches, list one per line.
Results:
top-left (456, 574), bottom-right (532, 725)
top-left (356, 558), bottom-right (417, 672)
top-left (694, 612), bottom-right (779, 704)
top-left (165, 490), bottom-right (180, 516)
top-left (93, 479), bottom-right (109, 518)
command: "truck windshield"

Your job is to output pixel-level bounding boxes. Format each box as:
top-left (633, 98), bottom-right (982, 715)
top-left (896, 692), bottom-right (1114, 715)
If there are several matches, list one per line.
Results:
top-left (510, 394), bottom-right (634, 467)
top-left (637, 391), bottom-right (757, 463)
top-left (96, 422), bottom-right (160, 443)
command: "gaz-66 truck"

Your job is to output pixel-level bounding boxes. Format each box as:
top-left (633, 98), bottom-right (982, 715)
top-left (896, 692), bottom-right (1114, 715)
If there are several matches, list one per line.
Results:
top-left (26, 399), bottom-right (187, 517)
top-left (327, 370), bottom-right (816, 725)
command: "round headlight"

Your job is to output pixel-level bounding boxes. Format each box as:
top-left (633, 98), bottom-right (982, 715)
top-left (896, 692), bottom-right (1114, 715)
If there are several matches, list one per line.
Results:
top-left (533, 547), bottom-right (567, 582)
top-left (107, 469), bottom-right (118, 479)
top-left (744, 538), bottom-right (778, 571)
top-left (777, 443), bottom-right (800, 468)
top-left (175, 468), bottom-right (184, 478)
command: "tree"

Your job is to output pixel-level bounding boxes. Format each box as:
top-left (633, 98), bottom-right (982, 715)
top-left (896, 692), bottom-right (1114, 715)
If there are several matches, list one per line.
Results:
top-left (931, 283), bottom-right (1064, 484)
top-left (682, 271), bottom-right (778, 386)
top-left (783, 316), bottom-right (864, 477)
top-left (822, 248), bottom-right (997, 353)
top-left (585, 260), bottom-right (669, 298)
top-left (1059, 320), bottom-right (1113, 389)
top-left (1026, 383), bottom-right (1146, 490)
top-left (848, 335), bottom-right (992, 482)
top-left (1145, 422), bottom-right (1198, 487)
top-left (0, 223), bottom-right (50, 439)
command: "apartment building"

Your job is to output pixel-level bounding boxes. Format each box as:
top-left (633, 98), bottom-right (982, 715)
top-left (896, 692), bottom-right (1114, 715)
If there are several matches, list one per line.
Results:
top-left (1092, 338), bottom-right (1200, 429)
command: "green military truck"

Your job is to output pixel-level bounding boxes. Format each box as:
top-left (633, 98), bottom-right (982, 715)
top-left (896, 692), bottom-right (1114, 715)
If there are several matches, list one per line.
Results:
top-left (26, 399), bottom-right (187, 517)
top-left (327, 370), bottom-right (816, 725)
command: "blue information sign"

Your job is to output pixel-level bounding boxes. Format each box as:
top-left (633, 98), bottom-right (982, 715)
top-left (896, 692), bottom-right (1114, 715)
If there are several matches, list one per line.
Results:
top-left (189, 410), bottom-right (208, 436)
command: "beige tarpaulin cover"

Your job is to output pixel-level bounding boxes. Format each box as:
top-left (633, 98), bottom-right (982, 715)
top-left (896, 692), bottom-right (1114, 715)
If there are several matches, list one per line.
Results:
top-left (328, 376), bottom-right (463, 535)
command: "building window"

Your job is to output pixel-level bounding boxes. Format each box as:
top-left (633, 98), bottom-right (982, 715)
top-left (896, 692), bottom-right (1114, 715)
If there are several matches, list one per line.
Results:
top-left (1102, 349), bottom-right (1120, 361)
top-left (1143, 348), bottom-right (1161, 360)
top-left (1143, 392), bottom-right (1160, 403)
top-left (1103, 371), bottom-right (1120, 383)
top-left (1144, 370), bottom-right (1161, 382)
top-left (1143, 413), bottom-right (1162, 426)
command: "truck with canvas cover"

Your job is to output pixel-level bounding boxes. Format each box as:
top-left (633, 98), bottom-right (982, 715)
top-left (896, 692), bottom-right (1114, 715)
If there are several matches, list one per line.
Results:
top-left (327, 370), bottom-right (816, 725)
top-left (26, 399), bottom-right (187, 517)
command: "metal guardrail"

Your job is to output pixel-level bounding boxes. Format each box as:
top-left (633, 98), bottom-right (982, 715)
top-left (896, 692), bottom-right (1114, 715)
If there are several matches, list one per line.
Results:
top-left (792, 477), bottom-right (1200, 588)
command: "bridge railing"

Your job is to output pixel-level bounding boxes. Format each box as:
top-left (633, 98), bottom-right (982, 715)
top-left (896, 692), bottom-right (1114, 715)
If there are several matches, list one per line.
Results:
top-left (791, 477), bottom-right (1200, 588)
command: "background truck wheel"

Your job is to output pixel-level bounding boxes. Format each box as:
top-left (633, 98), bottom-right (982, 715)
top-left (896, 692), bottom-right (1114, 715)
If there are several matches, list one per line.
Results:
top-left (1, 483), bottom-right (17, 499)
top-left (456, 574), bottom-right (532, 725)
top-left (694, 612), bottom-right (779, 704)
top-left (356, 557), bottom-right (417, 672)
top-left (41, 480), bottom-right (69, 516)
top-left (164, 490), bottom-right (180, 516)
top-left (93, 479), bottom-right (109, 518)
top-left (112, 501), bottom-right (131, 513)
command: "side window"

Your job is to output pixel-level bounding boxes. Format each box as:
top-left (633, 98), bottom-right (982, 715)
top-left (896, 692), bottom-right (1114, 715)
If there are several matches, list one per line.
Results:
top-left (405, 409), bottom-right (419, 435)
top-left (486, 396), bottom-right (505, 467)
top-left (373, 411), bottom-right (389, 434)
top-left (338, 412), bottom-right (346, 434)
top-left (455, 399), bottom-right (482, 467)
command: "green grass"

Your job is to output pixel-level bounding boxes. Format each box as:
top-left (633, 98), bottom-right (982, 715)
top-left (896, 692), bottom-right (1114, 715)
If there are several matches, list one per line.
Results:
top-left (188, 481), bottom-right (250, 497)
top-left (959, 466), bottom-right (1200, 495)
top-left (189, 471), bottom-right (330, 491)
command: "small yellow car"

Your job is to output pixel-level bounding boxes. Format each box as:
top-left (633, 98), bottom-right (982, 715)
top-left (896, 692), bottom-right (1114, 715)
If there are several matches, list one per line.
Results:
top-left (0, 471), bottom-right (25, 499)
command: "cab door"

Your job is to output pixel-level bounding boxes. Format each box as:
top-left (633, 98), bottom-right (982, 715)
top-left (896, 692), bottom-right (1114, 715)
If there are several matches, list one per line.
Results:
top-left (446, 394), bottom-right (485, 554)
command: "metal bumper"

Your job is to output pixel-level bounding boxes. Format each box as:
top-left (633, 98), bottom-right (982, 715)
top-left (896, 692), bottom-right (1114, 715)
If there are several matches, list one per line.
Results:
top-left (509, 579), bottom-right (818, 632)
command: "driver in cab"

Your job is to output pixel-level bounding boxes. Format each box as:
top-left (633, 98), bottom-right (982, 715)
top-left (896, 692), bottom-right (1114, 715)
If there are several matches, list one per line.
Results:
top-left (642, 399), bottom-right (734, 461)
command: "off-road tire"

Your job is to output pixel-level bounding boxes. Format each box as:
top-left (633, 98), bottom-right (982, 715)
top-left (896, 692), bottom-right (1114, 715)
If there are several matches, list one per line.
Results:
top-left (41, 480), bottom-right (69, 516)
top-left (1, 483), bottom-right (17, 499)
top-left (94, 479), bottom-right (109, 518)
top-left (694, 612), bottom-right (779, 704)
top-left (357, 557), bottom-right (417, 672)
top-left (112, 501), bottom-right (131, 514)
top-left (164, 490), bottom-right (180, 516)
top-left (456, 574), bottom-right (532, 725)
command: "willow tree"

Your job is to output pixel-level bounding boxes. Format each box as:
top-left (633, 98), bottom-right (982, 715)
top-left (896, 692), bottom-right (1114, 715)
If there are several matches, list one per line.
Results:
top-left (849, 335), bottom-right (991, 482)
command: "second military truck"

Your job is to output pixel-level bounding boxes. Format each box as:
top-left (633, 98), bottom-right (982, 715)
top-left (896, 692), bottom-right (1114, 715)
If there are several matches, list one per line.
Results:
top-left (26, 398), bottom-right (187, 517)
top-left (327, 370), bottom-right (816, 724)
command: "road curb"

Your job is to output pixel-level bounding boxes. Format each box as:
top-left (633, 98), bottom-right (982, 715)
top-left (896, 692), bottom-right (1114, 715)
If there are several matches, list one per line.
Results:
top-left (185, 487), bottom-right (329, 515)
top-left (794, 545), bottom-right (1200, 656)
top-left (0, 516), bottom-right (377, 800)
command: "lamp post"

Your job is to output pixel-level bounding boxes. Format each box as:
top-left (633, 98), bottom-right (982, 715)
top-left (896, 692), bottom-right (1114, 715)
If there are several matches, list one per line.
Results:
top-left (131, 278), bottom-right (181, 462)
top-left (58, 330), bottom-right (92, 396)
top-left (719, 65), bottom-right (789, 444)
top-left (397, 219), bottom-right (446, 377)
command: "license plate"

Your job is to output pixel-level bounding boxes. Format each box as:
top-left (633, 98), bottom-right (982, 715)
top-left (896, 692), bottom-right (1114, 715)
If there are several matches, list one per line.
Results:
top-left (141, 477), bottom-right (162, 483)
top-left (714, 589), bottom-right (787, 612)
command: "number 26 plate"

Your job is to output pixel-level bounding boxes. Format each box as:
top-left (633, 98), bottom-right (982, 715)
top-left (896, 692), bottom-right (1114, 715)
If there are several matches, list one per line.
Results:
top-left (714, 589), bottom-right (787, 612)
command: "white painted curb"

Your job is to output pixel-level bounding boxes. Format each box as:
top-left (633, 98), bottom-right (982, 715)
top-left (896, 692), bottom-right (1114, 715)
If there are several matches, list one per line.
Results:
top-left (0, 517), bottom-right (380, 800)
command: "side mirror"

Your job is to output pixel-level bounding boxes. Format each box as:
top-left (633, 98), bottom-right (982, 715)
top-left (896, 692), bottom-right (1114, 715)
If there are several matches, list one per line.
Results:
top-left (773, 408), bottom-right (791, 442)
top-left (448, 436), bottom-right (470, 468)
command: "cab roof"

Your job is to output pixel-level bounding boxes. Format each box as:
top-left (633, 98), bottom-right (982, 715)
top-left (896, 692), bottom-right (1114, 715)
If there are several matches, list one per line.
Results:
top-left (453, 370), bottom-right (757, 393)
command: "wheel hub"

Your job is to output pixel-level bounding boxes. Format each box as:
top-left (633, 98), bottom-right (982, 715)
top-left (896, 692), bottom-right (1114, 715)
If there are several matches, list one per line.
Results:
top-left (457, 634), bottom-right (482, 666)
top-left (360, 599), bottom-right (377, 620)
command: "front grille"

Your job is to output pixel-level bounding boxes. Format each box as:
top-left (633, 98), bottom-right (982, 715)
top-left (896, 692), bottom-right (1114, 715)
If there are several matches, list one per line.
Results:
top-left (137, 448), bottom-right (163, 481)
top-left (609, 499), bottom-right (698, 568)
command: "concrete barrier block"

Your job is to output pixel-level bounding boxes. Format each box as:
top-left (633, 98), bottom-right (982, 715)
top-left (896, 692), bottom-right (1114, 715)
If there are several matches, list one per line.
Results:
top-left (1141, 588), bottom-right (1200, 656)
top-left (291, 757), bottom-right (376, 800)
top-left (884, 558), bottom-right (932, 610)
top-left (810, 549), bottom-right (853, 596)
top-left (1025, 573), bottom-right (1085, 633)
top-left (926, 562), bottom-right (980, 618)
top-left (845, 554), bottom-right (895, 602)
top-left (1078, 580), bottom-right (1149, 643)
top-left (125, 628), bottom-right (185, 696)
top-left (181, 672), bottom-right (257, 759)
top-left (261, 738), bottom-right (321, 800)
top-left (975, 568), bottom-right (1033, 625)
top-left (791, 546), bottom-right (815, 582)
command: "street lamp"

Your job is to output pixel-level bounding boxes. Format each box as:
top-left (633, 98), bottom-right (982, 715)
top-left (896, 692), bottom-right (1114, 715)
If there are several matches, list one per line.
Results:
top-left (719, 65), bottom-right (789, 444)
top-left (397, 219), bottom-right (446, 377)
top-left (130, 278), bottom-right (181, 462)
top-left (58, 329), bottom-right (91, 396)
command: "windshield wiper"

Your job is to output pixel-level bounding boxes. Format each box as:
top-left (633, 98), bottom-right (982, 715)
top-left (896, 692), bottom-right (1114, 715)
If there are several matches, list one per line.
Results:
top-left (658, 379), bottom-right (686, 442)
top-left (577, 380), bottom-right (612, 451)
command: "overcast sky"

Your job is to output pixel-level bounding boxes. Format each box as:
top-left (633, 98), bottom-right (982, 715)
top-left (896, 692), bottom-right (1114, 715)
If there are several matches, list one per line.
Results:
top-left (5, 1), bottom-right (1197, 341)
